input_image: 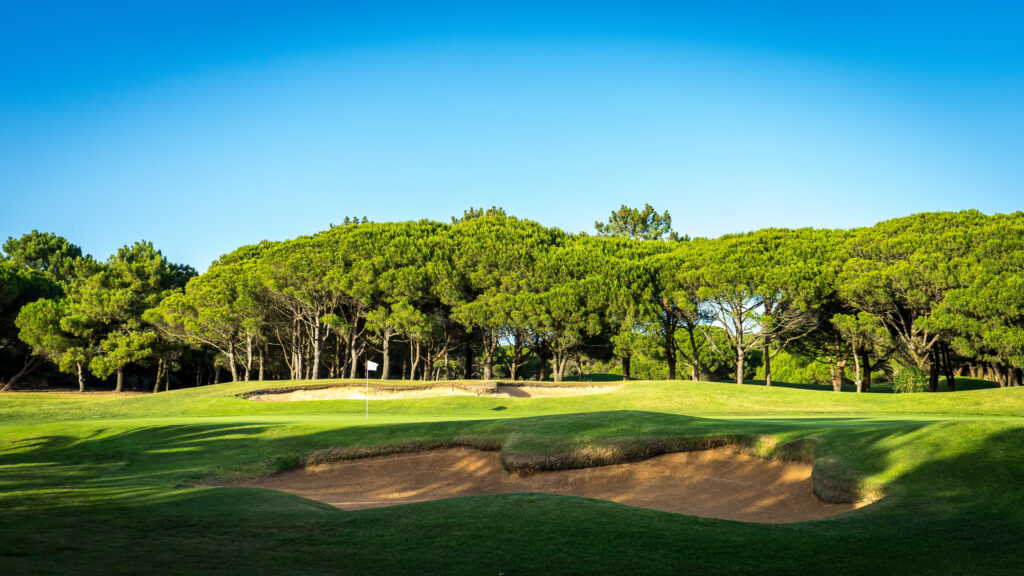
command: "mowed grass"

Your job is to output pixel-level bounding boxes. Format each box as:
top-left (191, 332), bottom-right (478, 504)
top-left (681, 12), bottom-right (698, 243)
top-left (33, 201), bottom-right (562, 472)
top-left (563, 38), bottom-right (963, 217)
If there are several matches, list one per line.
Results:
top-left (1, 378), bottom-right (1023, 575)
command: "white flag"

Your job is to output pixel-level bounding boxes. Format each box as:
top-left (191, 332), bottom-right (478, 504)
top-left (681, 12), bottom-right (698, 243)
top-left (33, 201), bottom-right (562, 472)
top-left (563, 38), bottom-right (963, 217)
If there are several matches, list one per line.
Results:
top-left (366, 360), bottom-right (379, 372)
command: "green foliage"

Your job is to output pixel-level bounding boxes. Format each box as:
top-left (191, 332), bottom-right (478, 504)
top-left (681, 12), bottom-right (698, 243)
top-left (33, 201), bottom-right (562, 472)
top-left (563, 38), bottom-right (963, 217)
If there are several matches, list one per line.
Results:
top-left (755, 350), bottom-right (832, 385)
top-left (893, 365), bottom-right (930, 393)
top-left (594, 203), bottom-right (680, 241)
top-left (2, 230), bottom-right (87, 282)
top-left (6, 209), bottom-right (1024, 393)
top-left (62, 241), bottom-right (195, 387)
top-left (15, 298), bottom-right (79, 370)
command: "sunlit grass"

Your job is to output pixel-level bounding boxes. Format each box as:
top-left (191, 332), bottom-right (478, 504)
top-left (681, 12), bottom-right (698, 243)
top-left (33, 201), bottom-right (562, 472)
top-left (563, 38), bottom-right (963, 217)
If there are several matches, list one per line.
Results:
top-left (1, 378), bottom-right (1022, 574)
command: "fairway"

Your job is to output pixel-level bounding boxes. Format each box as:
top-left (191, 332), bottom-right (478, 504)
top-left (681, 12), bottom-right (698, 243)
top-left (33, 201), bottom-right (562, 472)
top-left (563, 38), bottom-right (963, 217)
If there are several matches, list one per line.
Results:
top-left (2, 378), bottom-right (1023, 575)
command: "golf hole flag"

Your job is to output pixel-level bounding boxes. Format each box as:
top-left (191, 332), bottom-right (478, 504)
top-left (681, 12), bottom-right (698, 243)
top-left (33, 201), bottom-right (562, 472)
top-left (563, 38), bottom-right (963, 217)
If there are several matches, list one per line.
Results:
top-left (364, 360), bottom-right (378, 418)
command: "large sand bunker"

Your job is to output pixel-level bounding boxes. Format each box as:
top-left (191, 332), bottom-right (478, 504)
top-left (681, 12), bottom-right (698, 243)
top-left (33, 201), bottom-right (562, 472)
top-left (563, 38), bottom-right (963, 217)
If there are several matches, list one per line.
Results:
top-left (235, 447), bottom-right (864, 523)
top-left (248, 383), bottom-right (621, 401)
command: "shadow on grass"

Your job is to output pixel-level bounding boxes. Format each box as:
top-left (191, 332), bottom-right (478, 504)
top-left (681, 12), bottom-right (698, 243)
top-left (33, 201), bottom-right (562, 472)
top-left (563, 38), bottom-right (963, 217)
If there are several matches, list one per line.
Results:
top-left (2, 413), bottom-right (1023, 575)
top-left (736, 377), bottom-right (1000, 393)
top-left (0, 411), bottom-right (926, 511)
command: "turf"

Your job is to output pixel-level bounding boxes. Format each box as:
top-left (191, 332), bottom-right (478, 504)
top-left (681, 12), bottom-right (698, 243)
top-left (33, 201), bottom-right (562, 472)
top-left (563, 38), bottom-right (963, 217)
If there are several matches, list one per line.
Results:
top-left (1, 378), bottom-right (1022, 575)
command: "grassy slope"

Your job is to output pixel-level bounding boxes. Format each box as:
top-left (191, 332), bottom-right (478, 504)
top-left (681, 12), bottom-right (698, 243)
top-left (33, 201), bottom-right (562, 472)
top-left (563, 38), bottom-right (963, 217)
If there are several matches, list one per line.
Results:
top-left (1, 379), bottom-right (1022, 575)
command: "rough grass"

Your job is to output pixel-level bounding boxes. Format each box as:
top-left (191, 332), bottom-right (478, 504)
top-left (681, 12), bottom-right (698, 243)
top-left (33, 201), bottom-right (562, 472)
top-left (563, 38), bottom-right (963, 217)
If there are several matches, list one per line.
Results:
top-left (1, 378), bottom-right (1023, 575)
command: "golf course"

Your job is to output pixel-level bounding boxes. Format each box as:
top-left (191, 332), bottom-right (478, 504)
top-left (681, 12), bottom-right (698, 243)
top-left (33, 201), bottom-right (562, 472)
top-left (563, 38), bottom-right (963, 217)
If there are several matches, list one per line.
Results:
top-left (2, 377), bottom-right (1022, 575)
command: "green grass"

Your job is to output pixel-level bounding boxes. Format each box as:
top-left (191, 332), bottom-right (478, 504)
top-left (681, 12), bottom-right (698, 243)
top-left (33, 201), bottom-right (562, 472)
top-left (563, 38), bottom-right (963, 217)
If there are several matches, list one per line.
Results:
top-left (1, 378), bottom-right (1023, 575)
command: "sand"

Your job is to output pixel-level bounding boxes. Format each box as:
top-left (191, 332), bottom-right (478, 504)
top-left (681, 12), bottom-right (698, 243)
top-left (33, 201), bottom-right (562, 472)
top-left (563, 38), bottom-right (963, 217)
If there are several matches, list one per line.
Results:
top-left (232, 447), bottom-right (864, 523)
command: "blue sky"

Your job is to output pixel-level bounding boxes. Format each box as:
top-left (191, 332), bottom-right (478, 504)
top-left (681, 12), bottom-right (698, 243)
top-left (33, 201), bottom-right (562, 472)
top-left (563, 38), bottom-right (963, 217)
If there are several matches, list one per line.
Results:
top-left (2, 1), bottom-right (1022, 270)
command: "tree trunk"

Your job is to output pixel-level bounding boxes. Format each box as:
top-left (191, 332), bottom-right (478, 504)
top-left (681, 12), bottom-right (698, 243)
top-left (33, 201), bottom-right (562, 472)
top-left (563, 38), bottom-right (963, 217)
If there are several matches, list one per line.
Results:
top-left (293, 322), bottom-right (303, 380)
top-left (311, 322), bottom-right (322, 380)
top-left (685, 326), bottom-right (706, 381)
top-left (863, 354), bottom-right (872, 393)
top-left (444, 348), bottom-right (450, 380)
top-left (403, 345), bottom-right (410, 380)
top-left (422, 341), bottom-right (433, 382)
top-left (463, 341), bottom-right (473, 379)
top-left (348, 331), bottom-right (361, 379)
top-left (942, 343), bottom-right (956, 391)
top-left (928, 355), bottom-right (940, 392)
top-left (410, 341), bottom-right (421, 380)
top-left (1, 355), bottom-right (44, 391)
top-left (115, 366), bottom-right (124, 393)
top-left (227, 341), bottom-right (239, 382)
top-left (763, 340), bottom-right (772, 387)
top-left (735, 346), bottom-right (745, 385)
top-left (666, 343), bottom-right (677, 380)
top-left (552, 352), bottom-right (570, 382)
top-left (258, 350), bottom-right (265, 382)
top-left (153, 359), bottom-right (165, 393)
top-left (829, 359), bottom-right (844, 392)
top-left (77, 362), bottom-right (85, 392)
top-left (621, 355), bottom-right (631, 381)
top-left (339, 332), bottom-right (350, 379)
top-left (244, 336), bottom-right (253, 382)
top-left (482, 332), bottom-right (496, 381)
top-left (538, 345), bottom-right (548, 381)
top-left (330, 334), bottom-right (339, 378)
top-left (851, 348), bottom-right (863, 393)
top-left (1015, 368), bottom-right (1023, 387)
top-left (575, 354), bottom-right (585, 382)
top-left (381, 334), bottom-right (391, 380)
top-left (509, 335), bottom-right (522, 381)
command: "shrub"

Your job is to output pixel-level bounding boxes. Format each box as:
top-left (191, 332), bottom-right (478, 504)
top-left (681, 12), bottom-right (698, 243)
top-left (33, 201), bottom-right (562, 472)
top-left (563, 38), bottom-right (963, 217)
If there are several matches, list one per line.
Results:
top-left (893, 366), bottom-right (929, 393)
top-left (754, 350), bottom-right (832, 386)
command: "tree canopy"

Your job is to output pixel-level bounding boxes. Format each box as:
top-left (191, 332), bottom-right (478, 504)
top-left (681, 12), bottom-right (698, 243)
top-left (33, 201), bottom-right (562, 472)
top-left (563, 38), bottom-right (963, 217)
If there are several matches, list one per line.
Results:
top-left (5, 209), bottom-right (1023, 392)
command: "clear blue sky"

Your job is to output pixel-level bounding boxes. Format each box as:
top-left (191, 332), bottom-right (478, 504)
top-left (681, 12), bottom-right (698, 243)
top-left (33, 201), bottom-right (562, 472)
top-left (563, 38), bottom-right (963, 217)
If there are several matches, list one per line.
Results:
top-left (2, 1), bottom-right (1022, 270)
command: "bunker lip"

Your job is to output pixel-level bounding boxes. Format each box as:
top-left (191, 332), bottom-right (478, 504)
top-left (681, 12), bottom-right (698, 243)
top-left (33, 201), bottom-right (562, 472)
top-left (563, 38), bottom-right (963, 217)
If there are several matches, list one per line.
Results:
top-left (246, 382), bottom-right (622, 401)
top-left (223, 447), bottom-right (868, 523)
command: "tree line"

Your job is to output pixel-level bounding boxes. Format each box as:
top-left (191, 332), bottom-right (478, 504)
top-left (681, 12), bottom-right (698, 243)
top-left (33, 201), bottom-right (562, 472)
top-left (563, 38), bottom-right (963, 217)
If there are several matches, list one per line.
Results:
top-left (2, 206), bottom-right (1022, 392)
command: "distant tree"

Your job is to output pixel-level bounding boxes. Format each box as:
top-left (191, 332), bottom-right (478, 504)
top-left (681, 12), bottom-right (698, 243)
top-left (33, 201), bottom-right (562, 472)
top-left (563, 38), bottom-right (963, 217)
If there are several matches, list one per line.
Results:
top-left (73, 242), bottom-right (194, 392)
top-left (755, 228), bottom-right (840, 387)
top-left (0, 262), bottom-right (60, 390)
top-left (594, 204), bottom-right (680, 241)
top-left (924, 213), bottom-right (1024, 387)
top-left (588, 236), bottom-right (665, 381)
top-left (695, 235), bottom-right (767, 385)
top-left (451, 206), bottom-right (507, 224)
top-left (2, 230), bottom-right (87, 282)
top-left (831, 312), bottom-right (891, 393)
top-left (145, 263), bottom-right (262, 383)
top-left (16, 297), bottom-right (94, 391)
top-left (649, 241), bottom-right (715, 381)
top-left (840, 211), bottom-right (987, 391)
top-left (443, 213), bottom-right (562, 380)
top-left (524, 244), bottom-right (609, 382)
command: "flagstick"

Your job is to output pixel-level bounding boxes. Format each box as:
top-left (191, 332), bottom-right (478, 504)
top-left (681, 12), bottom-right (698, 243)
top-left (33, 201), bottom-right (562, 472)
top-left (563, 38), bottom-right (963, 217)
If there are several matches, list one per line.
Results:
top-left (363, 359), bottom-right (379, 419)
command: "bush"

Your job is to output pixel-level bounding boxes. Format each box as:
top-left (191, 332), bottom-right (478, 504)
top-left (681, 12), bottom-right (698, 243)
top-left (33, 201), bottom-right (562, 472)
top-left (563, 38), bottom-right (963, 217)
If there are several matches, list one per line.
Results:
top-left (754, 350), bottom-right (832, 386)
top-left (893, 366), bottom-right (929, 393)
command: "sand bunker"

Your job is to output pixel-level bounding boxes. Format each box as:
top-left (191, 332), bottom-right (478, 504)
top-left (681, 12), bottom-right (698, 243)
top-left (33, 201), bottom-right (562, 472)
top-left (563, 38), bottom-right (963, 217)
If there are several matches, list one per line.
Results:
top-left (234, 447), bottom-right (864, 523)
top-left (248, 384), bottom-right (621, 401)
